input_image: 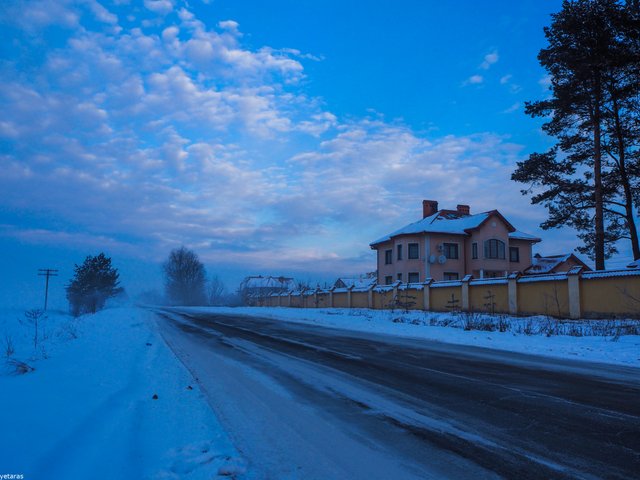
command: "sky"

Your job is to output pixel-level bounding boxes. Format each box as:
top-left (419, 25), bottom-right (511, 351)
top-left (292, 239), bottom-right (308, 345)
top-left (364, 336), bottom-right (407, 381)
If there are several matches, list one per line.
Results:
top-left (0, 0), bottom-right (635, 308)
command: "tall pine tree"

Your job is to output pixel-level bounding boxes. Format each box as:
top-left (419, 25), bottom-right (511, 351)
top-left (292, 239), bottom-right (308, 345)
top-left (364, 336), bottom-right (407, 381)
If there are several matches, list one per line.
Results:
top-left (513, 0), bottom-right (640, 267)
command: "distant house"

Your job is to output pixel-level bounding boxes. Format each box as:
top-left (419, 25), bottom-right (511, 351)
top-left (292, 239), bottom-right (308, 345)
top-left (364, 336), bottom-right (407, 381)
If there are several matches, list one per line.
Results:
top-left (524, 253), bottom-right (591, 275)
top-left (239, 275), bottom-right (295, 305)
top-left (334, 274), bottom-right (376, 289)
top-left (628, 259), bottom-right (639, 269)
top-left (370, 199), bottom-right (541, 284)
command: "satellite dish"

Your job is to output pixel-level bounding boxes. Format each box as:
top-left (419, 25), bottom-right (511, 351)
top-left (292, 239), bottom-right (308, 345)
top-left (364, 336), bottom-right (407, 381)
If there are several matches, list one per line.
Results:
top-left (438, 254), bottom-right (447, 264)
top-left (429, 255), bottom-right (437, 264)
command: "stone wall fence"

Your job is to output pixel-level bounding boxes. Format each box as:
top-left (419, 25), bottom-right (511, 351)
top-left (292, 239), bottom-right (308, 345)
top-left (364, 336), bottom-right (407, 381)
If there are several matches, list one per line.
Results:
top-left (260, 267), bottom-right (640, 319)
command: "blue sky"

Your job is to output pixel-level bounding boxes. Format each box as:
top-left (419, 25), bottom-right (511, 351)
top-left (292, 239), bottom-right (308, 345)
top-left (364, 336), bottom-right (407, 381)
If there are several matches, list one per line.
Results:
top-left (0, 0), bottom-right (634, 308)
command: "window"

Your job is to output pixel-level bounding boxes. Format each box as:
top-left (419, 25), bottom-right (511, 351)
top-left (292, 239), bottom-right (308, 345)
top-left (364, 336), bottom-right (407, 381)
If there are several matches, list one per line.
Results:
top-left (472, 242), bottom-right (478, 259)
top-left (397, 244), bottom-right (403, 261)
top-left (408, 243), bottom-right (419, 259)
top-left (385, 249), bottom-right (392, 264)
top-left (443, 243), bottom-right (458, 259)
top-left (484, 239), bottom-right (505, 259)
top-left (408, 272), bottom-right (420, 283)
top-left (443, 272), bottom-right (459, 281)
top-left (397, 273), bottom-right (403, 282)
top-left (384, 275), bottom-right (393, 285)
top-left (484, 270), bottom-right (503, 278)
top-left (509, 246), bottom-right (520, 263)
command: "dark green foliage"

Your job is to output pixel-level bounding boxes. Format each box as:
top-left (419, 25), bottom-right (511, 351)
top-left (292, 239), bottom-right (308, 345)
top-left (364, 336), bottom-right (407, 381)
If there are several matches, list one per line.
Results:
top-left (163, 247), bottom-right (207, 306)
top-left (66, 253), bottom-right (123, 316)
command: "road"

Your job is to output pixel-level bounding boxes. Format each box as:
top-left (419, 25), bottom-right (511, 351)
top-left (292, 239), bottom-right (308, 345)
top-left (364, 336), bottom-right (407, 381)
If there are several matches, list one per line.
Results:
top-left (154, 309), bottom-right (640, 480)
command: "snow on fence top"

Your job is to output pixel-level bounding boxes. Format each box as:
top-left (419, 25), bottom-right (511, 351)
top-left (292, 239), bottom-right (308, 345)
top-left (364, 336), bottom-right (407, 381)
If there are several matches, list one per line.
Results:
top-left (582, 269), bottom-right (640, 280)
top-left (517, 273), bottom-right (568, 283)
top-left (469, 278), bottom-right (508, 286)
top-left (430, 280), bottom-right (463, 288)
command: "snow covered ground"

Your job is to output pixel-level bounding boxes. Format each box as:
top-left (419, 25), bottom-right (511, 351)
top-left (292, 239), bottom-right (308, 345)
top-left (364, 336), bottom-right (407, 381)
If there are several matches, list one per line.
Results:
top-left (182, 306), bottom-right (640, 367)
top-left (0, 307), bottom-right (245, 479)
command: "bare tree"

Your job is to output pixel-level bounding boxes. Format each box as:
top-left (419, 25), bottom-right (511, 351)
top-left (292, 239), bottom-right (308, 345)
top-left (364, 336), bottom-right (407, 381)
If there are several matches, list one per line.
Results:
top-left (208, 275), bottom-right (226, 305)
top-left (163, 247), bottom-right (207, 306)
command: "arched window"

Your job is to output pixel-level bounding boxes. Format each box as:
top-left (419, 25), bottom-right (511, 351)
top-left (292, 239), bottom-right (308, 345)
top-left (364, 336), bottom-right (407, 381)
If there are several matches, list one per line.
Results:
top-left (484, 239), bottom-right (505, 259)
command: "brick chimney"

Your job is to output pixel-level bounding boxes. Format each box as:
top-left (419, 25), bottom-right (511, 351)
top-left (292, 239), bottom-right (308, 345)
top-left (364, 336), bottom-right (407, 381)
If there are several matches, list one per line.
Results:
top-left (422, 200), bottom-right (439, 218)
top-left (456, 204), bottom-right (470, 216)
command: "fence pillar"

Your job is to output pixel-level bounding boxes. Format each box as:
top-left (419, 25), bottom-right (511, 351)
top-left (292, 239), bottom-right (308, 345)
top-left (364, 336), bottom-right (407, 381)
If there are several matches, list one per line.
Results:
top-left (287, 292), bottom-right (292, 307)
top-left (422, 278), bottom-right (433, 310)
top-left (461, 274), bottom-right (472, 311)
top-left (347, 285), bottom-right (354, 308)
top-left (567, 266), bottom-right (583, 319)
top-left (507, 272), bottom-right (519, 315)
top-left (392, 281), bottom-right (401, 309)
top-left (329, 287), bottom-right (334, 308)
top-left (367, 284), bottom-right (375, 308)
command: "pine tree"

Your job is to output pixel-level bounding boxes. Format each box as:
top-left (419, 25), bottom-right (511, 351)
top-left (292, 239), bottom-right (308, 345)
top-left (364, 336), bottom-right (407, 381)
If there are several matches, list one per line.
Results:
top-left (66, 253), bottom-right (123, 316)
top-left (513, 0), bottom-right (640, 267)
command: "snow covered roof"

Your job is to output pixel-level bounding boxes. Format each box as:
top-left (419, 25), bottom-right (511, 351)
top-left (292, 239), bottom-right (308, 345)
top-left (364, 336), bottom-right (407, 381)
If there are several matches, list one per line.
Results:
top-left (241, 276), bottom-right (295, 289)
top-left (524, 254), bottom-right (589, 275)
top-left (334, 277), bottom-right (376, 289)
top-left (370, 209), bottom-right (539, 246)
top-left (509, 230), bottom-right (541, 241)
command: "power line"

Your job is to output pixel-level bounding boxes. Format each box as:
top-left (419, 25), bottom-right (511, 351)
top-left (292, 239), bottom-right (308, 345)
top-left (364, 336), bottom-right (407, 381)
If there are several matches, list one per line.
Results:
top-left (38, 268), bottom-right (59, 311)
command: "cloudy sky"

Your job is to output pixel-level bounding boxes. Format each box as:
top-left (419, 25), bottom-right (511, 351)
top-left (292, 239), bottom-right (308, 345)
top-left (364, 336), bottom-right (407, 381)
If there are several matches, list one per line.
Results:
top-left (1, 0), bottom-right (632, 307)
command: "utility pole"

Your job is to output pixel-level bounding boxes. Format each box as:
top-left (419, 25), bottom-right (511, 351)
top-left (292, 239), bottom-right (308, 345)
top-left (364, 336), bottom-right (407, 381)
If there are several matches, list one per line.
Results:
top-left (38, 269), bottom-right (58, 311)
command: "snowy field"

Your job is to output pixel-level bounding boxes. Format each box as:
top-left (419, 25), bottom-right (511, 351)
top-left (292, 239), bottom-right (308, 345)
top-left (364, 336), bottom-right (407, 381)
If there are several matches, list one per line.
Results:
top-left (0, 307), bottom-right (245, 480)
top-left (182, 306), bottom-right (640, 367)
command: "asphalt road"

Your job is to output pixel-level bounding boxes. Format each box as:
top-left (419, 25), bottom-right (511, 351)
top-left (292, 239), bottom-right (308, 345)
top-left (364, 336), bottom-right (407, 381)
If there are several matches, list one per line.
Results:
top-left (155, 309), bottom-right (640, 480)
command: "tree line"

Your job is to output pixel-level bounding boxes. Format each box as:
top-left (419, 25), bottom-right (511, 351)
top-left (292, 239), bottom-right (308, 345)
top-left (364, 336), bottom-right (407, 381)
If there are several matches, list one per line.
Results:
top-left (513, 0), bottom-right (640, 269)
top-left (63, 247), bottom-right (229, 316)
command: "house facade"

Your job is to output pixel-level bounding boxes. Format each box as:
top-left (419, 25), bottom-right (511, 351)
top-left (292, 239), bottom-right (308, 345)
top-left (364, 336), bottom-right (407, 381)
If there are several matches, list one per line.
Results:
top-left (370, 200), bottom-right (541, 284)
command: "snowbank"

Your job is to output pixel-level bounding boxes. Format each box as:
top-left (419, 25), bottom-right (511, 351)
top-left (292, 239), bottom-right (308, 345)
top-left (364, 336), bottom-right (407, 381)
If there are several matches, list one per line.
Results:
top-left (181, 307), bottom-right (640, 367)
top-left (0, 307), bottom-right (244, 479)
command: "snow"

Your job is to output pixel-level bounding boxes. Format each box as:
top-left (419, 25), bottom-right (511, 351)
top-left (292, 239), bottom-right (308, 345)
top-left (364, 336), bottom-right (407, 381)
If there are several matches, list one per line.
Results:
top-left (370, 210), bottom-right (541, 246)
top-left (0, 307), bottom-right (244, 479)
top-left (158, 312), bottom-right (489, 479)
top-left (182, 306), bottom-right (640, 367)
top-left (370, 212), bottom-right (488, 244)
top-left (334, 277), bottom-right (376, 289)
top-left (582, 268), bottom-right (640, 279)
top-left (508, 230), bottom-right (541, 241)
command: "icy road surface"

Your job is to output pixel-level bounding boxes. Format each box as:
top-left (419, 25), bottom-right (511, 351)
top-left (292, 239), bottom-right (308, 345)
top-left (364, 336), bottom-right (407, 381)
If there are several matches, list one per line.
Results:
top-left (155, 309), bottom-right (640, 480)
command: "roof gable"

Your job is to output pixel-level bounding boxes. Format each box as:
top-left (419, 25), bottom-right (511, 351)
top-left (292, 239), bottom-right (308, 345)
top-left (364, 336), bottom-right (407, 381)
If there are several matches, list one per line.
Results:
top-left (370, 209), bottom-right (530, 247)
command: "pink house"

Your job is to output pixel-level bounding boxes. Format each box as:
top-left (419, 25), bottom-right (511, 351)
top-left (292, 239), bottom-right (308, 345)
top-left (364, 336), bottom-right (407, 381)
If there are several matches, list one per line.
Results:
top-left (370, 200), bottom-right (541, 284)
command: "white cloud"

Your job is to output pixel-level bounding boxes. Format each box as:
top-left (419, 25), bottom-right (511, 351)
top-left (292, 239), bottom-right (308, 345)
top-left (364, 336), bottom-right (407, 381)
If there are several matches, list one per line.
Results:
top-left (538, 74), bottom-right (552, 89)
top-left (502, 102), bottom-right (521, 114)
top-left (500, 74), bottom-right (512, 84)
top-left (480, 51), bottom-right (499, 70)
top-left (0, 2), bottom-right (549, 277)
top-left (464, 74), bottom-right (484, 86)
top-left (144, 0), bottom-right (174, 15)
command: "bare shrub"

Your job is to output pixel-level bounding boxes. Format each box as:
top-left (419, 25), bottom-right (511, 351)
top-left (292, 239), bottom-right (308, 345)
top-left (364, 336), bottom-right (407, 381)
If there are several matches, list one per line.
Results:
top-left (497, 316), bottom-right (510, 333)
top-left (521, 318), bottom-right (535, 335)
top-left (22, 309), bottom-right (46, 349)
top-left (61, 321), bottom-right (79, 340)
top-left (566, 323), bottom-right (584, 337)
top-left (7, 359), bottom-right (35, 375)
top-left (4, 333), bottom-right (15, 357)
top-left (462, 312), bottom-right (496, 332)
